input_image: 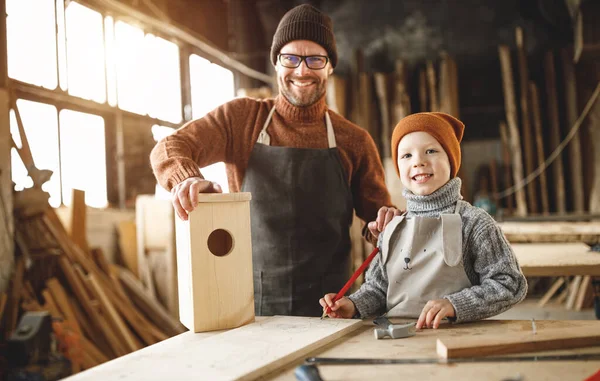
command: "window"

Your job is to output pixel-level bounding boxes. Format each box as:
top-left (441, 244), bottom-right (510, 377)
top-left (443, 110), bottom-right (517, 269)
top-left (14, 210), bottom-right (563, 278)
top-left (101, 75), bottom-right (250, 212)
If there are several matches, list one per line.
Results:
top-left (59, 110), bottom-right (107, 208)
top-left (189, 54), bottom-right (234, 119)
top-left (6, 0), bottom-right (57, 89)
top-left (114, 22), bottom-right (182, 122)
top-left (65, 2), bottom-right (106, 103)
top-left (10, 100), bottom-right (61, 207)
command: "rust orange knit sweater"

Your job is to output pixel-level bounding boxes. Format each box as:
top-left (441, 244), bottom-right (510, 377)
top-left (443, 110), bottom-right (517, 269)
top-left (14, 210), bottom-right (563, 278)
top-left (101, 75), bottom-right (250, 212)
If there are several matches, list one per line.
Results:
top-left (150, 94), bottom-right (392, 237)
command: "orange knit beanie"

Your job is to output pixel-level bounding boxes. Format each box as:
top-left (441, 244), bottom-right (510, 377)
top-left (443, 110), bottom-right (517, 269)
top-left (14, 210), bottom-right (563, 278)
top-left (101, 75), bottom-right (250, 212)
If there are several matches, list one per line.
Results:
top-left (391, 112), bottom-right (465, 178)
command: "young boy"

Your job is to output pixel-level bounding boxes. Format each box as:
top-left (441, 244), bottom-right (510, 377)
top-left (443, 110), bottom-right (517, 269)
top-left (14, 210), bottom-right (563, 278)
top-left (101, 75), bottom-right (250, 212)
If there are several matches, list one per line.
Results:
top-left (320, 112), bottom-right (527, 329)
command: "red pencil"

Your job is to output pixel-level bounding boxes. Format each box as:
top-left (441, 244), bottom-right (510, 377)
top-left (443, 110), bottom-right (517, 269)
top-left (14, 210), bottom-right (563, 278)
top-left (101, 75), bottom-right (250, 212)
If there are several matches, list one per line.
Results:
top-left (321, 246), bottom-right (380, 318)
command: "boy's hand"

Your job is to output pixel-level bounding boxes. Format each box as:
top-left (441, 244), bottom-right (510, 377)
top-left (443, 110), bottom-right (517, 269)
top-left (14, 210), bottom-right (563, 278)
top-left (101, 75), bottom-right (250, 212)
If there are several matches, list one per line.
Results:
top-left (319, 294), bottom-right (356, 318)
top-left (367, 206), bottom-right (402, 239)
top-left (416, 299), bottom-right (456, 329)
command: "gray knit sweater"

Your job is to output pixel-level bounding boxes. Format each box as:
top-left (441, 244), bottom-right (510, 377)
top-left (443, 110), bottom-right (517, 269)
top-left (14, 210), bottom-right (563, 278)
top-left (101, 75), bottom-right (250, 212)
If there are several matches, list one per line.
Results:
top-left (348, 178), bottom-right (527, 323)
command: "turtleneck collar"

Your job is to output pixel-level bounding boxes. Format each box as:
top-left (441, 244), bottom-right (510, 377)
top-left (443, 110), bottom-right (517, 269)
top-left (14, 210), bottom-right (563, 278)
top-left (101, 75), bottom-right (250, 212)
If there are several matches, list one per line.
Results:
top-left (403, 177), bottom-right (462, 217)
top-left (274, 93), bottom-right (327, 124)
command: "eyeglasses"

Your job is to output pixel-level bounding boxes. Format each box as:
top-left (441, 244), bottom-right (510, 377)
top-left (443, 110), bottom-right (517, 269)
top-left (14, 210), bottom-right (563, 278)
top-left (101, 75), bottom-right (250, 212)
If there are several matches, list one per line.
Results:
top-left (278, 54), bottom-right (329, 70)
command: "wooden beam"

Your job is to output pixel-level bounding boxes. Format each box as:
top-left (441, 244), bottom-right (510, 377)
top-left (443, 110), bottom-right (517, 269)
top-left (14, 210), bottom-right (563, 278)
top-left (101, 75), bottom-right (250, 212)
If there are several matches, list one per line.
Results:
top-left (529, 82), bottom-right (550, 215)
top-left (498, 122), bottom-right (514, 214)
top-left (70, 189), bottom-right (89, 252)
top-left (374, 73), bottom-right (391, 158)
top-left (426, 61), bottom-right (438, 111)
top-left (499, 221), bottom-right (600, 244)
top-left (515, 27), bottom-right (537, 214)
top-left (543, 51), bottom-right (567, 214)
top-left (78, 0), bottom-right (274, 85)
top-left (511, 243), bottom-right (600, 277)
top-left (498, 45), bottom-right (527, 216)
top-left (418, 68), bottom-right (428, 112)
top-left (537, 277), bottom-right (565, 307)
top-left (561, 48), bottom-right (585, 212)
top-left (437, 325), bottom-right (600, 359)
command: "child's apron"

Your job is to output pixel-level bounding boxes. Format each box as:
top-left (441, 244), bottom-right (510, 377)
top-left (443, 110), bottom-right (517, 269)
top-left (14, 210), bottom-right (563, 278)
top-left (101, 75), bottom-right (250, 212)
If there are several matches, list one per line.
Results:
top-left (381, 201), bottom-right (471, 317)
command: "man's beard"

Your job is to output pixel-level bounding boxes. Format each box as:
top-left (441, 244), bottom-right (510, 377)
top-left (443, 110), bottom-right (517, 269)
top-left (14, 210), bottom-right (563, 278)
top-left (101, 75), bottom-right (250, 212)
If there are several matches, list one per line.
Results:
top-left (279, 75), bottom-right (327, 107)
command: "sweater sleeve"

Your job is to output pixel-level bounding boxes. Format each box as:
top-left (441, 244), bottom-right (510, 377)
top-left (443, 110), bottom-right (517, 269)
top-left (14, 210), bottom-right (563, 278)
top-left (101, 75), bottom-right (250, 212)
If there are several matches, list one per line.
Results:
top-left (150, 99), bottom-right (246, 191)
top-left (347, 234), bottom-right (388, 318)
top-left (444, 215), bottom-right (528, 323)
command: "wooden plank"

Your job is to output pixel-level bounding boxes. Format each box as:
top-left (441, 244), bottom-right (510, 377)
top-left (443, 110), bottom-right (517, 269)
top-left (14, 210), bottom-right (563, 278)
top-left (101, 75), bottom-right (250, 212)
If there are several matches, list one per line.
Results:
top-left (426, 61), bottom-right (438, 111)
top-left (499, 221), bottom-right (600, 244)
top-left (529, 82), bottom-right (550, 215)
top-left (515, 27), bottom-right (537, 214)
top-left (418, 68), bottom-right (428, 112)
top-left (70, 189), bottom-right (89, 252)
top-left (537, 277), bottom-right (565, 307)
top-left (437, 324), bottom-right (600, 359)
top-left (64, 316), bottom-right (362, 381)
top-left (117, 220), bottom-right (138, 276)
top-left (498, 122), bottom-right (514, 214)
top-left (498, 45), bottom-right (527, 216)
top-left (439, 52), bottom-right (459, 117)
top-left (326, 74), bottom-right (347, 119)
top-left (374, 72), bottom-right (391, 158)
top-left (566, 275), bottom-right (583, 309)
top-left (560, 47), bottom-right (585, 212)
top-left (575, 275), bottom-right (592, 311)
top-left (117, 267), bottom-right (186, 336)
top-left (543, 51), bottom-right (566, 214)
top-left (589, 87), bottom-right (600, 213)
top-left (392, 59), bottom-right (411, 124)
top-left (0, 292), bottom-right (7, 322)
top-left (511, 243), bottom-right (600, 277)
top-left (6, 258), bottom-right (24, 335)
top-left (87, 273), bottom-right (141, 353)
top-left (46, 278), bottom-right (82, 335)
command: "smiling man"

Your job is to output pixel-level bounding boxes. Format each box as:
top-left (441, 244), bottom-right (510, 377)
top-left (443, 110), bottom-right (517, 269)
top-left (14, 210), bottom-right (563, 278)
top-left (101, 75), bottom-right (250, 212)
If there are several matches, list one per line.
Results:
top-left (150, 4), bottom-right (397, 317)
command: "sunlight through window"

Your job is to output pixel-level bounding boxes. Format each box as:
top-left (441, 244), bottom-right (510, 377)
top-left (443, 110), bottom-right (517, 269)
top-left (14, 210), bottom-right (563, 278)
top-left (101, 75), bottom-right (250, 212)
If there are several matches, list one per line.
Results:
top-left (189, 55), bottom-right (235, 119)
top-left (105, 16), bottom-right (118, 107)
top-left (6, 0), bottom-right (57, 88)
top-left (59, 110), bottom-right (107, 208)
top-left (9, 100), bottom-right (61, 207)
top-left (145, 35), bottom-right (182, 123)
top-left (65, 2), bottom-right (106, 103)
top-left (115, 21), bottom-right (146, 115)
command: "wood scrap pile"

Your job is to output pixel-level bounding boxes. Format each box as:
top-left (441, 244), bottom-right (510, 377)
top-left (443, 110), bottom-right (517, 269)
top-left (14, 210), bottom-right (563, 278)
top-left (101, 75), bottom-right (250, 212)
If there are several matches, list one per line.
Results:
top-left (2, 193), bottom-right (187, 375)
top-left (500, 221), bottom-right (599, 311)
top-left (2, 98), bottom-right (186, 376)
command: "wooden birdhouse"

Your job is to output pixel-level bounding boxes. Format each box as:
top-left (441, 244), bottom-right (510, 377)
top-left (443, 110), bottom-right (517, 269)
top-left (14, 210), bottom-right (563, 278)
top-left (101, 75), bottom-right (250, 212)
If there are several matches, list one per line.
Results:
top-left (175, 192), bottom-right (254, 332)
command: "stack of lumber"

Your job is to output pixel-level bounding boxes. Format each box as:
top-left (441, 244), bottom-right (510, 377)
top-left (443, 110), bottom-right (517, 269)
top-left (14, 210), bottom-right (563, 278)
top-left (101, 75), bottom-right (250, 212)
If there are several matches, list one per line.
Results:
top-left (3, 98), bottom-right (186, 376)
top-left (3, 197), bottom-right (187, 374)
top-left (500, 221), bottom-right (599, 311)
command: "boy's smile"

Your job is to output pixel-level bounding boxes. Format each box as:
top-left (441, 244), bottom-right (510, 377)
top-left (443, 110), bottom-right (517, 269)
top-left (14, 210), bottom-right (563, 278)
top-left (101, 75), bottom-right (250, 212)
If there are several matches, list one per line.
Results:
top-left (397, 131), bottom-right (451, 195)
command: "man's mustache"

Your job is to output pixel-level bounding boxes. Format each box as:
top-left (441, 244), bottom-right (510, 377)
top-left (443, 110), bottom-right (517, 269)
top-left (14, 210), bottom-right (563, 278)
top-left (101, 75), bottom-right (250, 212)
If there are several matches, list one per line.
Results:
top-left (286, 75), bottom-right (320, 82)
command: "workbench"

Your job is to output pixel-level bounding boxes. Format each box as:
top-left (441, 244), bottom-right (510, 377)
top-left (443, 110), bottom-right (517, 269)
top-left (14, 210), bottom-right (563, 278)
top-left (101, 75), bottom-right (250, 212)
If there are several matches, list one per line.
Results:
top-left (64, 317), bottom-right (600, 381)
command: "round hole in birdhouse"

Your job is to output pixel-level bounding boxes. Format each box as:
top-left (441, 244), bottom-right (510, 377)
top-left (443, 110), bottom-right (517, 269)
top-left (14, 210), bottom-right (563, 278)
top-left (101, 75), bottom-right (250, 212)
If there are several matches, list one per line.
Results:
top-left (207, 229), bottom-right (234, 257)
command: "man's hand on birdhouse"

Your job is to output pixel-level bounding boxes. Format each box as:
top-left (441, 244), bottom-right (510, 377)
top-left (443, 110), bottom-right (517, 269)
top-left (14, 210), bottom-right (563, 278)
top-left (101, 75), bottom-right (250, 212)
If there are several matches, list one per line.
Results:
top-left (171, 177), bottom-right (222, 220)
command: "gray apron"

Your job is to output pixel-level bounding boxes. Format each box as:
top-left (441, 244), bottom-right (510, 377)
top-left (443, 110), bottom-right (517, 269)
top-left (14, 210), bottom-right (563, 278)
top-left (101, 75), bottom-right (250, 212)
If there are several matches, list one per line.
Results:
top-left (381, 201), bottom-right (471, 317)
top-left (241, 107), bottom-right (353, 317)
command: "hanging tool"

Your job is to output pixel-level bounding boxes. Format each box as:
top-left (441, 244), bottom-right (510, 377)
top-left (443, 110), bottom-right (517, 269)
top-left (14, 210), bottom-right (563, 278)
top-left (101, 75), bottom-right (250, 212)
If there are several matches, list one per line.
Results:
top-left (373, 316), bottom-right (416, 339)
top-left (305, 352), bottom-right (600, 365)
top-left (321, 247), bottom-right (380, 318)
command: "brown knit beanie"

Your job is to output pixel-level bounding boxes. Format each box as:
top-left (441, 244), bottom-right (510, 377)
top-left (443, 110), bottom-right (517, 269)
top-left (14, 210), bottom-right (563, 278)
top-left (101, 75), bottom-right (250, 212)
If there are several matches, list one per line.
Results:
top-left (391, 112), bottom-right (465, 178)
top-left (270, 4), bottom-right (338, 68)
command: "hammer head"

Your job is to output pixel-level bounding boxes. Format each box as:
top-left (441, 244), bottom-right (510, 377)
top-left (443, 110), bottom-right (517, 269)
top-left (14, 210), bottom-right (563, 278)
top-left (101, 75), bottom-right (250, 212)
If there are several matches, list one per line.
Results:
top-left (374, 322), bottom-right (416, 339)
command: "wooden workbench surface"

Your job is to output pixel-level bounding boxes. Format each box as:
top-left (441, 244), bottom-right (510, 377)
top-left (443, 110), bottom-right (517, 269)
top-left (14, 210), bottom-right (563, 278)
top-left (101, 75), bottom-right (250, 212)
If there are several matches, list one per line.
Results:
top-left (267, 319), bottom-right (600, 381)
top-left (64, 317), bottom-right (600, 381)
top-left (512, 243), bottom-right (600, 276)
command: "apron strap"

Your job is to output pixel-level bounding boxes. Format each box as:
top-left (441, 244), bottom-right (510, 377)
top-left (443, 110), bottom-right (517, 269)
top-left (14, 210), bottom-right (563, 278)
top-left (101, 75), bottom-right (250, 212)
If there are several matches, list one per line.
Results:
top-left (325, 112), bottom-right (336, 148)
top-left (257, 107), bottom-right (337, 148)
top-left (257, 107), bottom-right (277, 145)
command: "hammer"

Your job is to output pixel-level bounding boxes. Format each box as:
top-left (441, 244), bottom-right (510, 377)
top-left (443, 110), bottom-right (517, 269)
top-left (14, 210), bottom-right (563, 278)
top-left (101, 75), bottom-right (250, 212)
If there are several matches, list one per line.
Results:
top-left (373, 316), bottom-right (416, 339)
